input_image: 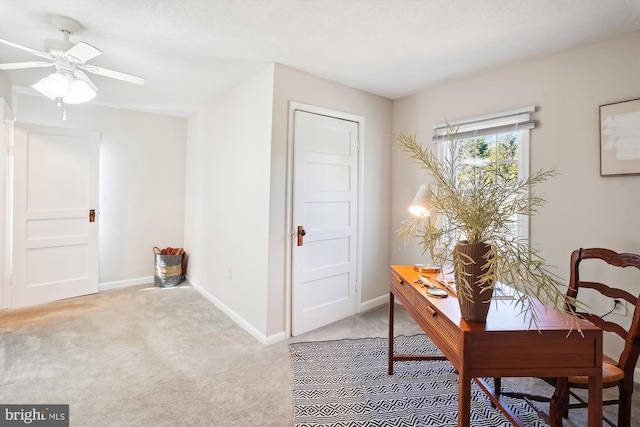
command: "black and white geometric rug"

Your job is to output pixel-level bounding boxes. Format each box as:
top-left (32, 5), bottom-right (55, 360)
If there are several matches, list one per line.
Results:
top-left (290, 334), bottom-right (549, 427)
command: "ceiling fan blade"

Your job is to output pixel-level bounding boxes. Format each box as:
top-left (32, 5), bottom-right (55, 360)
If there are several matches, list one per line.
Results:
top-left (0, 61), bottom-right (53, 70)
top-left (0, 38), bottom-right (50, 59)
top-left (80, 64), bottom-right (145, 85)
top-left (66, 42), bottom-right (102, 63)
top-left (74, 70), bottom-right (99, 91)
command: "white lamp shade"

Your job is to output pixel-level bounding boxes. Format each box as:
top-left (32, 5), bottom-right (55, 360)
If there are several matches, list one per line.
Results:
top-left (409, 184), bottom-right (433, 217)
top-left (63, 79), bottom-right (96, 104)
top-left (32, 77), bottom-right (56, 100)
top-left (32, 73), bottom-right (69, 100)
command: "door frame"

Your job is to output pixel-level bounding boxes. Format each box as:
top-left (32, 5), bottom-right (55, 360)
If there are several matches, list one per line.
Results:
top-left (285, 101), bottom-right (365, 337)
top-left (0, 98), bottom-right (15, 310)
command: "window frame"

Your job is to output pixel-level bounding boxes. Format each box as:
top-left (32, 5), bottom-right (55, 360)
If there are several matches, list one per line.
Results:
top-left (433, 107), bottom-right (535, 242)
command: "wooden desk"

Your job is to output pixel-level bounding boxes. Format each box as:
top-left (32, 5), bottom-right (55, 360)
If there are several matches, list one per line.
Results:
top-left (388, 265), bottom-right (602, 427)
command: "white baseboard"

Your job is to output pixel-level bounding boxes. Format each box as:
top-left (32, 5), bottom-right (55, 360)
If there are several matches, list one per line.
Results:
top-left (185, 286), bottom-right (391, 345)
top-left (188, 276), bottom-right (285, 345)
top-left (264, 331), bottom-right (287, 345)
top-left (359, 293), bottom-right (389, 313)
top-left (99, 276), bottom-right (153, 291)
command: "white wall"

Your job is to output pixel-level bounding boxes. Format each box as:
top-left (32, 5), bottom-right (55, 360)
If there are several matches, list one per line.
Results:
top-left (14, 93), bottom-right (187, 287)
top-left (392, 31), bottom-right (640, 358)
top-left (185, 63), bottom-right (393, 342)
top-left (267, 64), bottom-right (393, 337)
top-left (184, 65), bottom-right (275, 339)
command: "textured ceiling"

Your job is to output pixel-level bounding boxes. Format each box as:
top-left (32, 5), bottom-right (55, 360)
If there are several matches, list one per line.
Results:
top-left (1, 0), bottom-right (639, 117)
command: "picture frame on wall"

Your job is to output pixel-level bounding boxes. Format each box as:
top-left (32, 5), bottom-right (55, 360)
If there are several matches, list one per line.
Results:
top-left (599, 98), bottom-right (640, 176)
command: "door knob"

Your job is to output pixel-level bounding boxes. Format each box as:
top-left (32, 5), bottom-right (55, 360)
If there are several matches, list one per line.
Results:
top-left (297, 226), bottom-right (306, 246)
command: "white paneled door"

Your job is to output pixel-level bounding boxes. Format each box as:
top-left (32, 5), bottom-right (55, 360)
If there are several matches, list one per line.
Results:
top-left (292, 110), bottom-right (359, 336)
top-left (12, 123), bottom-right (99, 308)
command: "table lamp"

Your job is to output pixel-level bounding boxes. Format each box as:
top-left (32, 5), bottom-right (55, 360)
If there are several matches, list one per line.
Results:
top-left (409, 184), bottom-right (440, 274)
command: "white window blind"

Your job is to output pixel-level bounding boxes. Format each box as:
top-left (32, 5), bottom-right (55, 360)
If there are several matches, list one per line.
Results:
top-left (432, 106), bottom-right (536, 142)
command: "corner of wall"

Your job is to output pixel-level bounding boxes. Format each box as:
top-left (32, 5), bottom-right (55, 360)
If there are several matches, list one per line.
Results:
top-left (0, 72), bottom-right (12, 106)
top-left (182, 67), bottom-right (276, 340)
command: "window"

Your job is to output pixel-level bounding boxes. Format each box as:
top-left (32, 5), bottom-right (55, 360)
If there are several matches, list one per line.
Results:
top-left (432, 107), bottom-right (535, 240)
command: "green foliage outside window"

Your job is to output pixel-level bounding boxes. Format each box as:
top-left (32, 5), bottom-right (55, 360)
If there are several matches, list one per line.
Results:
top-left (454, 133), bottom-right (520, 236)
top-left (455, 132), bottom-right (518, 188)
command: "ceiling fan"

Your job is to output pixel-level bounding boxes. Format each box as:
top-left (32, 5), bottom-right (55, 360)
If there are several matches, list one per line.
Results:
top-left (0, 15), bottom-right (144, 105)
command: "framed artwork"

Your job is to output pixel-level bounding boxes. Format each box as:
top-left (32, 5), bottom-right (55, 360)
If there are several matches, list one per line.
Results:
top-left (599, 98), bottom-right (640, 176)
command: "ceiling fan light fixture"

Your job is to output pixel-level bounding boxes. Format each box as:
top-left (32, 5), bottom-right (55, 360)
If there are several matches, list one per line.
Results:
top-left (63, 79), bottom-right (96, 104)
top-left (32, 71), bottom-right (96, 105)
top-left (32, 72), bottom-right (69, 100)
top-left (32, 77), bottom-right (56, 100)
top-left (2, 17), bottom-right (145, 115)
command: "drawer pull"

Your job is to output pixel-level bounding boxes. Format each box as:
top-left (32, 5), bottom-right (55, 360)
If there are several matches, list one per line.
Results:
top-left (394, 276), bottom-right (403, 285)
top-left (426, 306), bottom-right (437, 317)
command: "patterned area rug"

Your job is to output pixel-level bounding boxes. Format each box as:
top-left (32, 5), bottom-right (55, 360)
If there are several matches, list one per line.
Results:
top-left (290, 334), bottom-right (549, 427)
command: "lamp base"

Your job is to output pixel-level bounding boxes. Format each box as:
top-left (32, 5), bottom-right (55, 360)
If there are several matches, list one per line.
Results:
top-left (413, 263), bottom-right (440, 274)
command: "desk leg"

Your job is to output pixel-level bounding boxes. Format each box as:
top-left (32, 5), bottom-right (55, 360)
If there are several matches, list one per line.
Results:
top-left (458, 371), bottom-right (471, 427)
top-left (588, 372), bottom-right (603, 427)
top-left (388, 292), bottom-right (394, 375)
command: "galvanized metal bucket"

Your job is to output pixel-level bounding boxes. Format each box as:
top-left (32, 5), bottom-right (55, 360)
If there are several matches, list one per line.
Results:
top-left (154, 252), bottom-right (184, 288)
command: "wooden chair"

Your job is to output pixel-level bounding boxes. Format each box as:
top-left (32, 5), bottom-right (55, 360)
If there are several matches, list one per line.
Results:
top-left (495, 247), bottom-right (640, 427)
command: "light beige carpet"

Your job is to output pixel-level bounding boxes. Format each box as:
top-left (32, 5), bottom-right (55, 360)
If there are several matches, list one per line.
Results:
top-left (0, 283), bottom-right (426, 426)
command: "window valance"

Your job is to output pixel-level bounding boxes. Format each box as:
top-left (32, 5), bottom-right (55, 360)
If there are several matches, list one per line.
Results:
top-left (432, 106), bottom-right (536, 142)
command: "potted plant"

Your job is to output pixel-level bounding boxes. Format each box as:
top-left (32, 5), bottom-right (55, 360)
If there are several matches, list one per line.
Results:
top-left (394, 128), bottom-right (580, 328)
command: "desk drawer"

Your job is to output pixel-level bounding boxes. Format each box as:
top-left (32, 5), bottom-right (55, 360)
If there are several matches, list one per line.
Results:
top-left (390, 271), bottom-right (415, 306)
top-left (415, 294), bottom-right (460, 353)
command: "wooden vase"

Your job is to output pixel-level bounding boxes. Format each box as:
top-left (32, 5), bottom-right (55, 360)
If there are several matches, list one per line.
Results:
top-left (453, 241), bottom-right (494, 323)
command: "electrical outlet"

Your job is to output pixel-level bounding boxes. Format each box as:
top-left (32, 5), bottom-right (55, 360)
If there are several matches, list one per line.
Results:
top-left (611, 298), bottom-right (627, 316)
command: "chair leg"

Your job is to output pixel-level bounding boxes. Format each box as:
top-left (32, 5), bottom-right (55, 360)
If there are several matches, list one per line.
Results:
top-left (618, 383), bottom-right (632, 427)
top-left (550, 377), bottom-right (568, 426)
top-left (562, 381), bottom-right (569, 419)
